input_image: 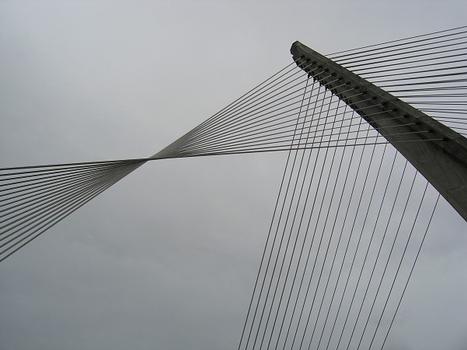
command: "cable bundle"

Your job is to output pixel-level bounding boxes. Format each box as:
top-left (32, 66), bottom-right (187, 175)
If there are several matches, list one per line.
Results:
top-left (331, 25), bottom-right (467, 137)
top-left (236, 88), bottom-right (440, 349)
top-left (235, 26), bottom-right (467, 350)
top-left (0, 159), bottom-right (146, 261)
top-left (154, 62), bottom-right (394, 159)
top-left (155, 28), bottom-right (467, 160)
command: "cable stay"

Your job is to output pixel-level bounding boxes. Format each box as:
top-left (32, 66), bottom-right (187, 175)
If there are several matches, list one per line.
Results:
top-left (1, 25), bottom-right (467, 350)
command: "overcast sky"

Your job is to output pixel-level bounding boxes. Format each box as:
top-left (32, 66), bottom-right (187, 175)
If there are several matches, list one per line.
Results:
top-left (1, 1), bottom-right (467, 349)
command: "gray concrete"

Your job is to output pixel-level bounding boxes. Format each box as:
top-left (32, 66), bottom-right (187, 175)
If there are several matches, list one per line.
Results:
top-left (291, 41), bottom-right (467, 222)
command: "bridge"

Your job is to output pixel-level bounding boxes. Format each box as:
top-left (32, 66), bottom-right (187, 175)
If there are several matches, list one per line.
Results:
top-left (1, 26), bottom-right (466, 349)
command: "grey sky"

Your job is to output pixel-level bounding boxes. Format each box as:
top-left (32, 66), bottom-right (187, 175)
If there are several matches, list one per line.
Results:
top-left (1, 1), bottom-right (466, 349)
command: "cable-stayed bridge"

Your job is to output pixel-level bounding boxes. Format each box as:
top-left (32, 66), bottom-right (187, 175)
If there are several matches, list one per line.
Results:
top-left (1, 26), bottom-right (466, 349)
